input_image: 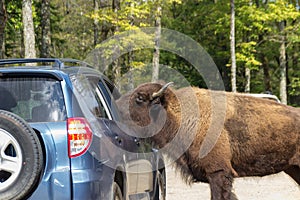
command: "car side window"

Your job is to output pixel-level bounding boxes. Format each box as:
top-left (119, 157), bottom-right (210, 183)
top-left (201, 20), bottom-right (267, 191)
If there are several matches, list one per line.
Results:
top-left (86, 77), bottom-right (112, 119)
top-left (103, 79), bottom-right (121, 100)
top-left (71, 74), bottom-right (112, 120)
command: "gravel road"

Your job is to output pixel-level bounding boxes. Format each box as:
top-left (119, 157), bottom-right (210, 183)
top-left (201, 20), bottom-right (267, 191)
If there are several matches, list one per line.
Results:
top-left (166, 164), bottom-right (300, 200)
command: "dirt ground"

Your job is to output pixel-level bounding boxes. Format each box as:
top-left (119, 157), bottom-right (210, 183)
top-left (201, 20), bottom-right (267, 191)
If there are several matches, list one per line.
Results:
top-left (166, 165), bottom-right (300, 200)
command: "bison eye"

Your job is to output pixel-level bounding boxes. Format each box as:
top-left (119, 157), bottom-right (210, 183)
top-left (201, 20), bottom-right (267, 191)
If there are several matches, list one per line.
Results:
top-left (136, 95), bottom-right (145, 104)
top-left (135, 92), bottom-right (149, 105)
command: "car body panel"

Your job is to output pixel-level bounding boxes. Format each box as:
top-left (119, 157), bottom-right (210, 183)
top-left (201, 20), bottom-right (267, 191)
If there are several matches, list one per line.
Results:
top-left (28, 122), bottom-right (72, 200)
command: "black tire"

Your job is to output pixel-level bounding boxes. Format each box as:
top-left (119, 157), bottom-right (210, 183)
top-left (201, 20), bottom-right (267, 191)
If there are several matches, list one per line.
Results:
top-left (154, 168), bottom-right (166, 200)
top-left (112, 182), bottom-right (123, 200)
top-left (0, 110), bottom-right (43, 200)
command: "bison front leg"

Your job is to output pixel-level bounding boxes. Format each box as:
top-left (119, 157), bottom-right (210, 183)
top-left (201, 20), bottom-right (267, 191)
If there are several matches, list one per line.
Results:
top-left (207, 170), bottom-right (238, 200)
top-left (286, 147), bottom-right (300, 185)
top-left (284, 166), bottom-right (300, 185)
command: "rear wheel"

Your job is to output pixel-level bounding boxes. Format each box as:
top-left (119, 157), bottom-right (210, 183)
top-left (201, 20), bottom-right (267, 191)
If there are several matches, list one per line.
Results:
top-left (0, 110), bottom-right (43, 200)
top-left (112, 182), bottom-right (123, 200)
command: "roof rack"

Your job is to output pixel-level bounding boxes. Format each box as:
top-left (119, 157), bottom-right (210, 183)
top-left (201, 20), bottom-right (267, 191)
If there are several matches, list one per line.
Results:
top-left (0, 58), bottom-right (90, 69)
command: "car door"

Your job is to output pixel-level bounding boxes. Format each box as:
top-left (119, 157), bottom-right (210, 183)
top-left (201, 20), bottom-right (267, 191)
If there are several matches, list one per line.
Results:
top-left (75, 75), bottom-right (153, 196)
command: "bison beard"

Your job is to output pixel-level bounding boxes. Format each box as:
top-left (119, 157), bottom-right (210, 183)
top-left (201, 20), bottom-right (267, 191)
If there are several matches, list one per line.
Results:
top-left (116, 82), bottom-right (300, 200)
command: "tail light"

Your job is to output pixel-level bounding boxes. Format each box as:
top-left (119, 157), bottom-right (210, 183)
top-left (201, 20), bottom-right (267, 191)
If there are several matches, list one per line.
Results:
top-left (67, 117), bottom-right (93, 158)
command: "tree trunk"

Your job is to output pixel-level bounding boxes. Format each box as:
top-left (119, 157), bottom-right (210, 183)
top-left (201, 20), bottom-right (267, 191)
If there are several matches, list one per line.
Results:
top-left (127, 51), bottom-right (134, 91)
top-left (230, 0), bottom-right (237, 92)
top-left (292, 46), bottom-right (298, 67)
top-left (22, 0), bottom-right (36, 58)
top-left (152, 5), bottom-right (161, 83)
top-left (99, 0), bottom-right (109, 42)
top-left (0, 0), bottom-right (6, 59)
top-left (111, 0), bottom-right (120, 87)
top-left (94, 0), bottom-right (99, 46)
top-left (245, 67), bottom-right (251, 93)
top-left (41, 0), bottom-right (51, 58)
top-left (126, 1), bottom-right (135, 90)
top-left (262, 55), bottom-right (272, 92)
top-left (279, 21), bottom-right (287, 104)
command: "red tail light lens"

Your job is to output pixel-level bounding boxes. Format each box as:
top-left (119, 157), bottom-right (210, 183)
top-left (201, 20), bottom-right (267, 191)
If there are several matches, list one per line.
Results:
top-left (67, 117), bottom-right (93, 158)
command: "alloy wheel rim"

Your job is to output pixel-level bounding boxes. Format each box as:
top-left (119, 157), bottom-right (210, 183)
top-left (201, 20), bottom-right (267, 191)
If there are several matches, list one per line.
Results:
top-left (0, 128), bottom-right (23, 191)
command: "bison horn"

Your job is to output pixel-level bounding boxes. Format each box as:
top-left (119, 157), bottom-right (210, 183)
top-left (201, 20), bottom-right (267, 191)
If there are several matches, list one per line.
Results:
top-left (152, 82), bottom-right (174, 99)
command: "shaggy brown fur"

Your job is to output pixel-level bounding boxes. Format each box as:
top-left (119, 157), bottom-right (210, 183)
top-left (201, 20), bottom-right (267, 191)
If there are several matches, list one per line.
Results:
top-left (116, 83), bottom-right (300, 200)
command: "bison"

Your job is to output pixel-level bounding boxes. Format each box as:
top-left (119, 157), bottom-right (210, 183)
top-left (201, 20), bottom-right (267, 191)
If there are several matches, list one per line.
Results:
top-left (116, 82), bottom-right (300, 200)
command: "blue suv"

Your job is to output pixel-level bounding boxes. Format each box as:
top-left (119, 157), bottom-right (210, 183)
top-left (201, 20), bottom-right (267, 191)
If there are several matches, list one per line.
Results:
top-left (0, 59), bottom-right (166, 200)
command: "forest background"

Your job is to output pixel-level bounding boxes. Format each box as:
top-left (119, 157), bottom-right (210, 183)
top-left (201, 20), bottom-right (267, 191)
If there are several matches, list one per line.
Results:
top-left (0, 0), bottom-right (299, 106)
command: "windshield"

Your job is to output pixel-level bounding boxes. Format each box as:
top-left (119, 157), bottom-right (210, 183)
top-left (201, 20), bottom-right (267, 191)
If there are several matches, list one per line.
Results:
top-left (0, 77), bottom-right (66, 122)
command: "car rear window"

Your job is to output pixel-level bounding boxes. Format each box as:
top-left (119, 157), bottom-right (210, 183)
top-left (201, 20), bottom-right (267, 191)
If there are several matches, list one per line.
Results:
top-left (0, 77), bottom-right (67, 122)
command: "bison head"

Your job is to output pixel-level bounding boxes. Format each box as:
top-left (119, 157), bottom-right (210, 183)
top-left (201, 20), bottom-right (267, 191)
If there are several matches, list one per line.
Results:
top-left (116, 82), bottom-right (174, 137)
